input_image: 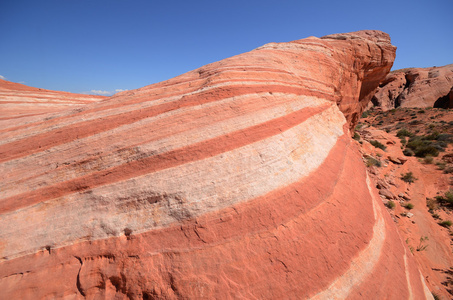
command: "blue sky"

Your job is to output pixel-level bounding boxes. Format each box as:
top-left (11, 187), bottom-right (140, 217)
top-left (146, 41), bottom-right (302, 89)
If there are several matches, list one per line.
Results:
top-left (0, 0), bottom-right (451, 96)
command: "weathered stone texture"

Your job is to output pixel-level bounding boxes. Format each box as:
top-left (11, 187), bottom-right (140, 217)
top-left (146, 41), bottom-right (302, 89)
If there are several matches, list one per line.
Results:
top-left (0, 31), bottom-right (433, 299)
top-left (371, 64), bottom-right (453, 110)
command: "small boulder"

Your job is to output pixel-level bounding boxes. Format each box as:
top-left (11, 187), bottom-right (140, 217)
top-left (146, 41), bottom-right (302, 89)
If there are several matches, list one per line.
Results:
top-left (388, 156), bottom-right (402, 164)
top-left (398, 156), bottom-right (408, 164)
top-left (379, 189), bottom-right (395, 199)
top-left (376, 179), bottom-right (390, 190)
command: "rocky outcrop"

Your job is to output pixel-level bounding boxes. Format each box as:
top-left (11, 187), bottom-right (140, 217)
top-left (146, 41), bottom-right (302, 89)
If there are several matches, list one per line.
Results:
top-left (0, 79), bottom-right (105, 124)
top-left (370, 64), bottom-right (453, 110)
top-left (0, 31), bottom-right (433, 299)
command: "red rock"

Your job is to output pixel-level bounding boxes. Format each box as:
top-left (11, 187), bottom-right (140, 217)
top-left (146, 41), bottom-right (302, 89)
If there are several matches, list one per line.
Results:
top-left (371, 64), bottom-right (453, 110)
top-left (376, 179), bottom-right (390, 190)
top-left (0, 79), bottom-right (105, 122)
top-left (0, 31), bottom-right (433, 299)
top-left (379, 188), bottom-right (396, 199)
top-left (388, 156), bottom-right (402, 164)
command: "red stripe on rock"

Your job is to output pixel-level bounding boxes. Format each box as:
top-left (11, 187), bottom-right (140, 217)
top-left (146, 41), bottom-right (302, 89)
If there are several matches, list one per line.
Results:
top-left (0, 103), bottom-right (330, 213)
top-left (0, 85), bottom-right (333, 163)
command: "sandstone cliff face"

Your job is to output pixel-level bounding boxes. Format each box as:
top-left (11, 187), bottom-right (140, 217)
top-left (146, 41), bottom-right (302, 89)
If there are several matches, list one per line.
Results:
top-left (371, 64), bottom-right (453, 110)
top-left (0, 31), bottom-right (433, 299)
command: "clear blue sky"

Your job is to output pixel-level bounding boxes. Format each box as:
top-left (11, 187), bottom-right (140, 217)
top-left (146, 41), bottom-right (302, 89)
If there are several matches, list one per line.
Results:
top-left (1, 0), bottom-right (451, 95)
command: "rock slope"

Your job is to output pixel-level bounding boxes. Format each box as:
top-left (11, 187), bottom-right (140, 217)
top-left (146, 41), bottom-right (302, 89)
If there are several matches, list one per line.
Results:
top-left (0, 79), bottom-right (105, 125)
top-left (371, 64), bottom-right (453, 110)
top-left (0, 31), bottom-right (433, 299)
top-left (356, 107), bottom-right (453, 299)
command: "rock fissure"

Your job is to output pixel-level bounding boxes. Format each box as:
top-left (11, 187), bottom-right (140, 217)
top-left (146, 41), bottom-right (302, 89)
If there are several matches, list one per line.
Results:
top-left (74, 256), bottom-right (86, 297)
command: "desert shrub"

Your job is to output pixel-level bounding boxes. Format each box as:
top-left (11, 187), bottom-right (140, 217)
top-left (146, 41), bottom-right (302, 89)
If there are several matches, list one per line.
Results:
top-left (436, 161), bottom-right (446, 170)
top-left (353, 132), bottom-right (360, 141)
top-left (418, 109), bottom-right (426, 113)
top-left (361, 110), bottom-right (370, 118)
top-left (385, 200), bottom-right (396, 209)
top-left (366, 157), bottom-right (381, 167)
top-left (432, 213), bottom-right (440, 219)
top-left (422, 131), bottom-right (440, 140)
top-left (427, 198), bottom-right (438, 211)
top-left (397, 128), bottom-right (414, 138)
top-left (403, 203), bottom-right (414, 210)
top-left (434, 195), bottom-right (450, 206)
top-left (403, 148), bottom-right (415, 156)
top-left (406, 136), bottom-right (428, 148)
top-left (443, 190), bottom-right (453, 204)
top-left (370, 140), bottom-right (386, 150)
top-left (401, 172), bottom-right (417, 184)
top-left (414, 145), bottom-right (440, 157)
top-left (424, 155), bottom-right (434, 164)
top-left (409, 120), bottom-right (422, 125)
top-left (416, 236), bottom-right (429, 252)
top-left (444, 166), bottom-right (453, 174)
top-left (434, 141), bottom-right (448, 149)
top-left (439, 220), bottom-right (452, 228)
top-left (436, 133), bottom-right (453, 142)
top-left (405, 137), bottom-right (439, 157)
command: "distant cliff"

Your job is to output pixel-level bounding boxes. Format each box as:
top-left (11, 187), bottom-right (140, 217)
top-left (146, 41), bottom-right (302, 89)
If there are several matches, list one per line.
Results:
top-left (370, 64), bottom-right (453, 110)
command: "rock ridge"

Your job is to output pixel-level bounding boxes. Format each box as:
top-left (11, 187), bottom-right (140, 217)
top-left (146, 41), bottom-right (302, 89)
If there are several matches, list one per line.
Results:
top-left (0, 30), bottom-right (433, 299)
top-left (0, 79), bottom-right (106, 123)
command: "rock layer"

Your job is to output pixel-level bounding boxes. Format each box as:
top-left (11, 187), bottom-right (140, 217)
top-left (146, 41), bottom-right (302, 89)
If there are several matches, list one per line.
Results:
top-left (0, 79), bottom-right (106, 133)
top-left (371, 64), bottom-right (453, 110)
top-left (0, 31), bottom-right (433, 299)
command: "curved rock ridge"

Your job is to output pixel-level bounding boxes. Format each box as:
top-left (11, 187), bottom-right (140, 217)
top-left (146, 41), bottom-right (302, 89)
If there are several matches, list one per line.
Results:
top-left (0, 79), bottom-right (106, 125)
top-left (0, 30), bottom-right (432, 299)
top-left (370, 64), bottom-right (453, 110)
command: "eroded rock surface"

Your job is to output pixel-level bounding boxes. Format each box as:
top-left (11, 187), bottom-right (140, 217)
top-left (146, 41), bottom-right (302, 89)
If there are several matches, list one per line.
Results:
top-left (0, 31), bottom-right (433, 299)
top-left (0, 79), bottom-right (106, 123)
top-left (371, 64), bottom-right (453, 110)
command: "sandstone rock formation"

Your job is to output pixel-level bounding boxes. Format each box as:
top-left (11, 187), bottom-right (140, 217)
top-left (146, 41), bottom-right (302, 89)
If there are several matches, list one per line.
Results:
top-left (0, 31), bottom-right (433, 299)
top-left (370, 64), bottom-right (453, 110)
top-left (0, 79), bottom-right (105, 127)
